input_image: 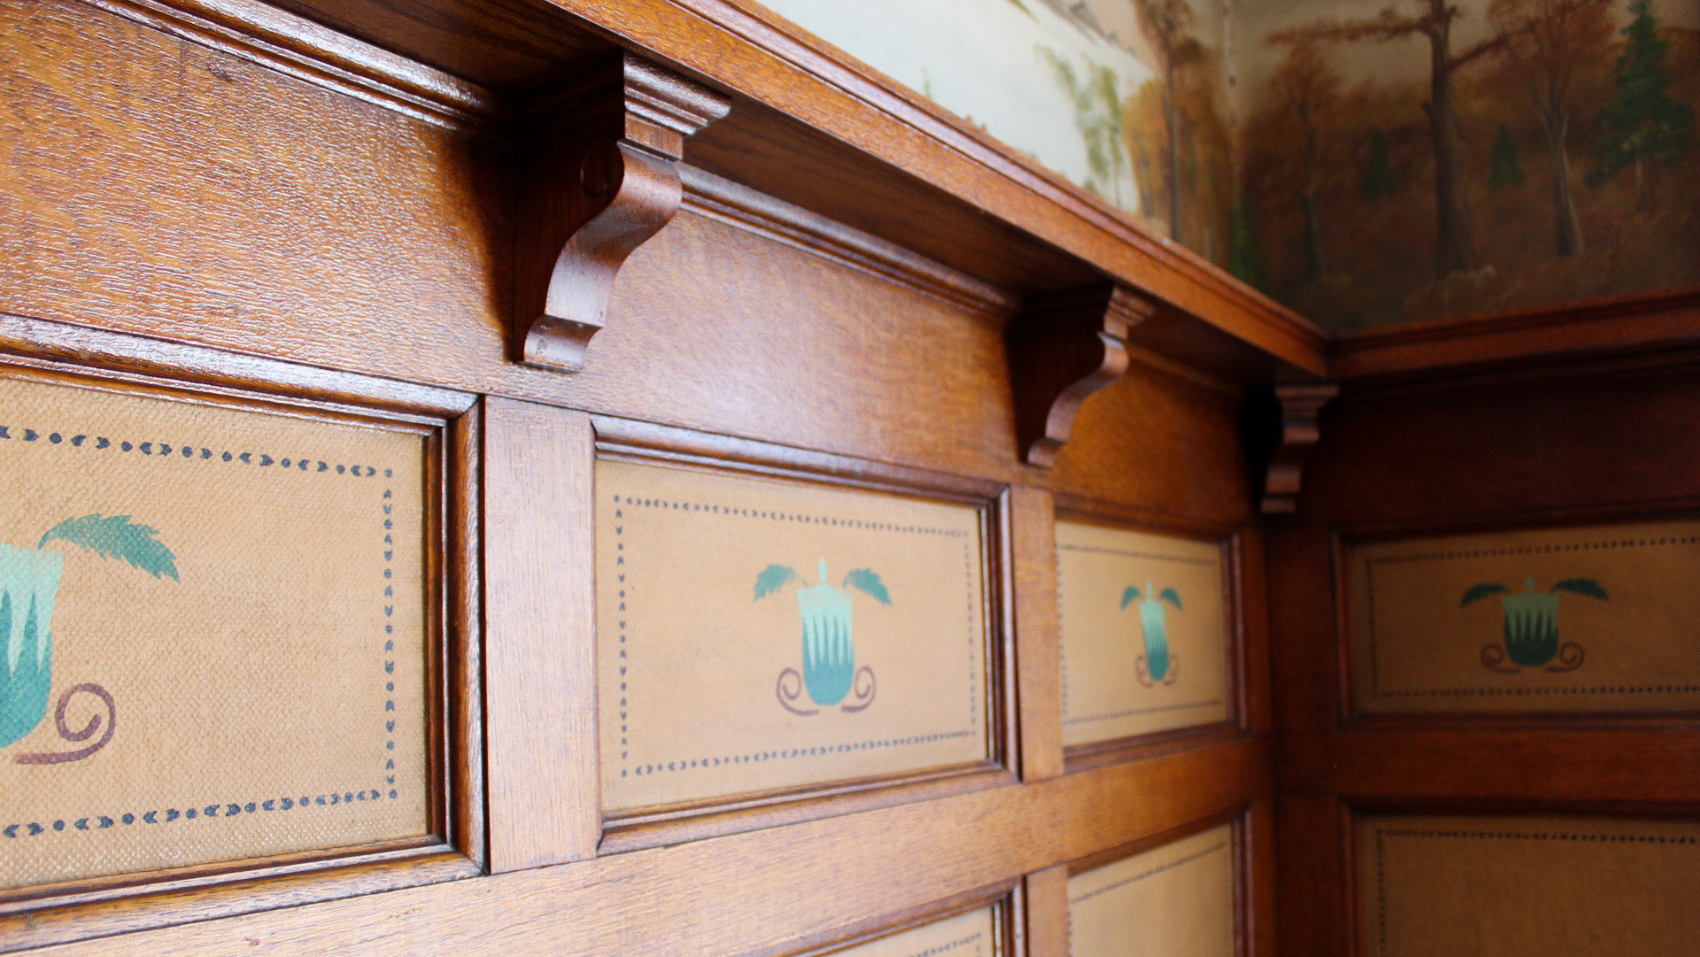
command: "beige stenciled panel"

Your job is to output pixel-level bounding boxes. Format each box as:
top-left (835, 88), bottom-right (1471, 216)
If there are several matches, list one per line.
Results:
top-left (1055, 521), bottom-right (1229, 746)
top-left (0, 375), bottom-right (429, 891)
top-left (1068, 825), bottom-right (1236, 957)
top-left (830, 907), bottom-right (997, 957)
top-left (596, 458), bottom-right (990, 813)
top-left (1361, 814), bottom-right (1700, 957)
top-left (1348, 520), bottom-right (1700, 713)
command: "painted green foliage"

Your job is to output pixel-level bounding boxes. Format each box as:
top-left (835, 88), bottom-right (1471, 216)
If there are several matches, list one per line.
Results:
top-left (1361, 128), bottom-right (1397, 199)
top-left (755, 557), bottom-right (888, 709)
top-left (1, 514), bottom-right (176, 748)
top-left (1489, 124), bottom-right (1525, 191)
top-left (1462, 574), bottom-right (1606, 671)
top-left (1039, 47), bottom-right (1130, 206)
top-left (1590, 0), bottom-right (1693, 200)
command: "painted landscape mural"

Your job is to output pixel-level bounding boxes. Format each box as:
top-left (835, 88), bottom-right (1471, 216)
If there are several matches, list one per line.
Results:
top-left (756, 0), bottom-right (1697, 331)
top-left (1238, 0), bottom-right (1699, 330)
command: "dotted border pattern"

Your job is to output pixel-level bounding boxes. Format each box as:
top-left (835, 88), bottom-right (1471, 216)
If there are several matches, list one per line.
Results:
top-left (1370, 824), bottom-right (1700, 957)
top-left (0, 414), bottom-right (404, 843)
top-left (610, 493), bottom-right (982, 781)
top-left (1055, 542), bottom-right (1224, 732)
top-left (1067, 840), bottom-right (1231, 908)
top-left (897, 931), bottom-right (982, 957)
top-left (1363, 532), bottom-right (1700, 699)
top-left (5, 789), bottom-right (388, 840)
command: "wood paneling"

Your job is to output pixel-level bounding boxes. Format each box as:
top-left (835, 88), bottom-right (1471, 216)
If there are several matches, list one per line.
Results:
top-left (482, 398), bottom-right (598, 870)
top-left (38, 736), bottom-right (1271, 956)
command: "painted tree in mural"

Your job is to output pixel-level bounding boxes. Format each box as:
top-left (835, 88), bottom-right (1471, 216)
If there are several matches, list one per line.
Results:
top-left (1589, 0), bottom-right (1694, 211)
top-left (1133, 0), bottom-right (1203, 244)
top-left (1268, 38), bottom-right (1342, 280)
top-left (1488, 0), bottom-right (1614, 257)
top-left (1273, 1), bottom-right (1505, 278)
top-left (1040, 50), bottom-right (1130, 206)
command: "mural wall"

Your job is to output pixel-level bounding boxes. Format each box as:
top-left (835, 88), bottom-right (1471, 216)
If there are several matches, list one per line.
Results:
top-left (756, 0), bottom-right (1697, 331)
top-left (1238, 0), bottom-right (1699, 330)
top-left (758, 0), bottom-right (1240, 267)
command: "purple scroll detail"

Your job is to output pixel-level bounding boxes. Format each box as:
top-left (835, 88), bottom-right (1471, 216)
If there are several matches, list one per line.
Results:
top-left (839, 666), bottom-right (876, 713)
top-left (776, 668), bottom-right (817, 717)
top-left (15, 683), bottom-right (115, 765)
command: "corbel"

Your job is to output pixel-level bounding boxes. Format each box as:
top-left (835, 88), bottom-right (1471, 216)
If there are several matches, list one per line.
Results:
top-left (513, 53), bottom-right (732, 373)
top-left (1254, 382), bottom-right (1339, 515)
top-left (1007, 281), bottom-right (1154, 468)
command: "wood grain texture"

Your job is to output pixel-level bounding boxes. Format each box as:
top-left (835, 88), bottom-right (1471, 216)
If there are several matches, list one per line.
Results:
top-left (1282, 729), bottom-right (1700, 807)
top-left (1330, 286), bottom-right (1700, 382)
top-left (482, 398), bottom-right (598, 871)
top-left (33, 736), bottom-right (1271, 957)
top-left (1274, 796), bottom-right (1352, 957)
top-left (1021, 865), bottom-right (1069, 957)
top-left (1239, 800), bottom-right (1277, 957)
top-left (1009, 486), bottom-right (1062, 783)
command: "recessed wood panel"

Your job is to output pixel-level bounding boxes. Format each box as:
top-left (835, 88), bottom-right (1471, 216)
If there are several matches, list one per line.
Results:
top-left (1068, 825), bottom-right (1236, 957)
top-left (0, 373), bottom-right (429, 891)
top-left (1360, 814), bottom-right (1700, 957)
top-left (1056, 521), bottom-right (1229, 746)
top-left (1348, 520), bottom-right (1700, 714)
top-left (827, 906), bottom-right (998, 957)
top-left (596, 458), bottom-right (991, 814)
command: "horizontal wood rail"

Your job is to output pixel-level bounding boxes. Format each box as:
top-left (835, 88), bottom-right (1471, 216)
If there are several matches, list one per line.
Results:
top-left (19, 737), bottom-right (1271, 955)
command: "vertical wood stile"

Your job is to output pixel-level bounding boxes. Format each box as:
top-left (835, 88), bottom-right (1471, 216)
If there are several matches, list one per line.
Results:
top-left (483, 398), bottom-right (600, 870)
top-left (1010, 485), bottom-right (1063, 782)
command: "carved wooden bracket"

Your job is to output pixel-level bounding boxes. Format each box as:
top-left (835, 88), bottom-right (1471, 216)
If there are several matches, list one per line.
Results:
top-left (1258, 382), bottom-right (1339, 515)
top-left (514, 53), bottom-right (732, 373)
top-left (1008, 282), bottom-right (1154, 468)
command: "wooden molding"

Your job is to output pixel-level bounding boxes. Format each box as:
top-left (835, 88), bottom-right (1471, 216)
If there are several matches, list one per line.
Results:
top-left (1255, 383), bottom-right (1338, 515)
top-left (513, 52), bottom-right (731, 373)
top-left (1008, 282), bottom-right (1153, 468)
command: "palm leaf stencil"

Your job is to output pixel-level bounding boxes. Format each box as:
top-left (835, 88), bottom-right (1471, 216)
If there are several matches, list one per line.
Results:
top-left (1460, 582), bottom-right (1510, 607)
top-left (39, 514), bottom-right (178, 581)
top-left (842, 569), bottom-right (891, 606)
top-left (1158, 587), bottom-right (1182, 611)
top-left (1121, 586), bottom-right (1142, 610)
top-left (753, 564), bottom-right (799, 601)
top-left (1551, 578), bottom-right (1609, 601)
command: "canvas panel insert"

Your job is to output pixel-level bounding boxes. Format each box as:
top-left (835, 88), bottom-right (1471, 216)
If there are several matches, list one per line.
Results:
top-left (0, 375), bottom-right (429, 891)
top-left (597, 458), bottom-right (990, 812)
top-left (1348, 519), bottom-right (1700, 713)
top-left (1055, 520), bottom-right (1230, 746)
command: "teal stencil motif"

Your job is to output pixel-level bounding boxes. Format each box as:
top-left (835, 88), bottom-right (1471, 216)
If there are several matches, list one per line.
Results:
top-left (1, 514), bottom-right (177, 762)
top-left (1462, 575), bottom-right (1606, 673)
top-left (755, 557), bottom-right (888, 715)
top-left (1121, 581), bottom-right (1182, 687)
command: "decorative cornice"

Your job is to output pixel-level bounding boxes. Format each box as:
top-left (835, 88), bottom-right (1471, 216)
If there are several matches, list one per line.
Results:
top-left (512, 53), bottom-right (732, 373)
top-left (1008, 282), bottom-right (1153, 468)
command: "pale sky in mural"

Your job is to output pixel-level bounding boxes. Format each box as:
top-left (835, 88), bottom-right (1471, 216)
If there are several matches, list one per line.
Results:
top-left (758, 0), bottom-right (1157, 212)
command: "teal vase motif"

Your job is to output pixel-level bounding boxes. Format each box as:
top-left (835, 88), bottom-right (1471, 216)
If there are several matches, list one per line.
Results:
top-left (1123, 580), bottom-right (1182, 688)
top-left (1140, 598), bottom-right (1171, 683)
top-left (1464, 575), bottom-right (1602, 674)
top-left (757, 557), bottom-right (884, 715)
top-left (1499, 590), bottom-right (1562, 667)
top-left (796, 580), bottom-right (855, 706)
top-left (0, 544), bottom-right (64, 749)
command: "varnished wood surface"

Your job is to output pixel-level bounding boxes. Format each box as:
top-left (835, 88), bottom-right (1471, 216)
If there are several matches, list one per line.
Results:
top-left (482, 399), bottom-right (599, 870)
top-left (1282, 730), bottom-right (1700, 807)
top-left (36, 737), bottom-right (1271, 956)
top-left (1021, 866), bottom-right (1068, 957)
top-left (1010, 487), bottom-right (1063, 783)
